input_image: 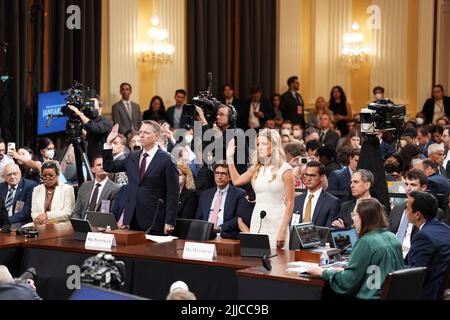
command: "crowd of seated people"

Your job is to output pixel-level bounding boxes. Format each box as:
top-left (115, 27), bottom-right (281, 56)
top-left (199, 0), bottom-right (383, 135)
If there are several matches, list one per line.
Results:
top-left (0, 80), bottom-right (449, 300)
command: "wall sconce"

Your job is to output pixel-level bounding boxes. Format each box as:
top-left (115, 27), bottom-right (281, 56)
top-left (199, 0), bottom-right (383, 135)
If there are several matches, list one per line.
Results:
top-left (138, 16), bottom-right (175, 67)
top-left (341, 22), bottom-right (370, 69)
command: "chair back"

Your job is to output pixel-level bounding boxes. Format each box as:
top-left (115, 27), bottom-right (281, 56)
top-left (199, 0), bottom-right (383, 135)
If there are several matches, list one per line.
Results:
top-left (380, 267), bottom-right (427, 300)
top-left (172, 219), bottom-right (213, 241)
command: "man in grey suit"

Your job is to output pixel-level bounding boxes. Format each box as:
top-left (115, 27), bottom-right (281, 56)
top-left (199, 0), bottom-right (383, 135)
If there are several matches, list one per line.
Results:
top-left (72, 156), bottom-right (120, 219)
top-left (112, 83), bottom-right (142, 135)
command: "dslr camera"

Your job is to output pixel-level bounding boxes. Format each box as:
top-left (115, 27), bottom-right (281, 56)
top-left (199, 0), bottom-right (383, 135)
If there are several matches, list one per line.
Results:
top-left (80, 252), bottom-right (125, 290)
top-left (360, 99), bottom-right (406, 136)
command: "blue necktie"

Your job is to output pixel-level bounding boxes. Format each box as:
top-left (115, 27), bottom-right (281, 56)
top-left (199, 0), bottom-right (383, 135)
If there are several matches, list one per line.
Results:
top-left (5, 187), bottom-right (15, 215)
top-left (396, 211), bottom-right (409, 244)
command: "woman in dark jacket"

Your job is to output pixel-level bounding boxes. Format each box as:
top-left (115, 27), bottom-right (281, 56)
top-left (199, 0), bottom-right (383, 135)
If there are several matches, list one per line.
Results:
top-left (177, 163), bottom-right (198, 219)
top-left (143, 96), bottom-right (167, 122)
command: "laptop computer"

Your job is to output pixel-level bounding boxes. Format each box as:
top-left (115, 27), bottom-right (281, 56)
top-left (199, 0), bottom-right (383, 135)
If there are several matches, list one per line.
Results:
top-left (85, 211), bottom-right (119, 230)
top-left (290, 223), bottom-right (322, 250)
top-left (330, 228), bottom-right (358, 254)
top-left (239, 233), bottom-right (277, 258)
top-left (70, 218), bottom-right (93, 241)
top-left (315, 226), bottom-right (334, 246)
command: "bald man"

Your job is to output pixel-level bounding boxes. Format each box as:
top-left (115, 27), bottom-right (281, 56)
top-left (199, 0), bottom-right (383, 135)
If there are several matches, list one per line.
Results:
top-left (0, 163), bottom-right (37, 227)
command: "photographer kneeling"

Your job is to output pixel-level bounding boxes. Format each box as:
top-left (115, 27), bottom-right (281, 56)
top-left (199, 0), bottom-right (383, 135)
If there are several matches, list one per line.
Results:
top-left (68, 96), bottom-right (113, 163)
top-left (0, 266), bottom-right (41, 300)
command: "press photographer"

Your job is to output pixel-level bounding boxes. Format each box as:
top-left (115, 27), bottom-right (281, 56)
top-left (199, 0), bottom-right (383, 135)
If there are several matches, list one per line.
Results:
top-left (0, 266), bottom-right (41, 300)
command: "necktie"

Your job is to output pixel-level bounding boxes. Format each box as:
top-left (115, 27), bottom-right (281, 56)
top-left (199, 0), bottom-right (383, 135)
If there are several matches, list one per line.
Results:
top-left (88, 183), bottom-right (101, 212)
top-left (320, 132), bottom-right (325, 142)
top-left (140, 153), bottom-right (149, 181)
top-left (396, 211), bottom-right (409, 245)
top-left (210, 191), bottom-right (223, 228)
top-left (5, 187), bottom-right (15, 215)
top-left (304, 194), bottom-right (314, 223)
top-left (126, 102), bottom-right (132, 120)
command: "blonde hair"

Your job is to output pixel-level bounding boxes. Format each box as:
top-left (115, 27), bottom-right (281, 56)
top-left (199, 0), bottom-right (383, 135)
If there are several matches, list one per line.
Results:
top-left (251, 129), bottom-right (287, 182)
top-left (177, 163), bottom-right (196, 190)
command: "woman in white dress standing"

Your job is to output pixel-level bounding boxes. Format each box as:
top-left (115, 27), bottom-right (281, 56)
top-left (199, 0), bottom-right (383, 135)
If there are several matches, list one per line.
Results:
top-left (227, 129), bottom-right (295, 249)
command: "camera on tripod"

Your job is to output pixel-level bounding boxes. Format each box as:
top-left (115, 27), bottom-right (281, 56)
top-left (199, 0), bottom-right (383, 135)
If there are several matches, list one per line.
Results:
top-left (80, 253), bottom-right (125, 290)
top-left (60, 81), bottom-right (98, 121)
top-left (360, 99), bottom-right (406, 136)
top-left (185, 73), bottom-right (221, 125)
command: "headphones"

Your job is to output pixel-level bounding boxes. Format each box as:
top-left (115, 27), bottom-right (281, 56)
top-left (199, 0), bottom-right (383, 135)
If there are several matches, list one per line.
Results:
top-left (224, 104), bottom-right (238, 128)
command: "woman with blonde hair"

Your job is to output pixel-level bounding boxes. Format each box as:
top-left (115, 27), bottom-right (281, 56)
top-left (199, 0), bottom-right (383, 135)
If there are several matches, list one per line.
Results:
top-left (177, 163), bottom-right (198, 219)
top-left (227, 129), bottom-right (295, 249)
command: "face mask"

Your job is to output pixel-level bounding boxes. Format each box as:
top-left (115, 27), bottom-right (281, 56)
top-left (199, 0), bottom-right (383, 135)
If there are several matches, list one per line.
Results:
top-left (374, 93), bottom-right (383, 101)
top-left (45, 150), bottom-right (55, 159)
top-left (281, 129), bottom-right (291, 136)
top-left (293, 130), bottom-right (302, 138)
top-left (416, 118), bottom-right (424, 126)
top-left (185, 135), bottom-right (193, 144)
top-left (384, 164), bottom-right (399, 174)
top-left (179, 176), bottom-right (185, 186)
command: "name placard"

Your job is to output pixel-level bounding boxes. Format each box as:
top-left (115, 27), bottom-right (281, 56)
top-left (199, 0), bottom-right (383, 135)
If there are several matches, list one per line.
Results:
top-left (85, 232), bottom-right (117, 250)
top-left (183, 242), bottom-right (217, 261)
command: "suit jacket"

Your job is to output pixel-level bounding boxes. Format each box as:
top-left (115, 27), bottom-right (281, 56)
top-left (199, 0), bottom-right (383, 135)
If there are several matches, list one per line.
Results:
top-left (237, 99), bottom-right (275, 130)
top-left (195, 185), bottom-right (246, 239)
top-left (0, 179), bottom-right (37, 225)
top-left (422, 96), bottom-right (450, 124)
top-left (338, 199), bottom-right (357, 228)
top-left (388, 201), bottom-right (419, 239)
top-left (112, 101), bottom-right (142, 135)
top-left (280, 91), bottom-right (305, 127)
top-left (111, 185), bottom-right (129, 221)
top-left (293, 190), bottom-right (340, 227)
top-left (31, 184), bottom-right (75, 223)
top-left (320, 130), bottom-right (339, 149)
top-left (408, 219), bottom-right (450, 299)
top-left (427, 173), bottom-right (450, 213)
top-left (328, 167), bottom-right (351, 200)
top-left (85, 115), bottom-right (113, 163)
top-left (438, 165), bottom-right (449, 178)
top-left (0, 198), bottom-right (11, 229)
top-left (166, 105), bottom-right (193, 130)
top-left (72, 179), bottom-right (121, 219)
top-left (325, 161), bottom-right (342, 178)
top-left (177, 188), bottom-right (198, 220)
top-left (102, 148), bottom-right (178, 234)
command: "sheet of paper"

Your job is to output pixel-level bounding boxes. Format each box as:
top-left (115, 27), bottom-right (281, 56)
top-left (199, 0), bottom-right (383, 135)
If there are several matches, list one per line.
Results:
top-left (146, 235), bottom-right (178, 243)
top-left (286, 267), bottom-right (308, 274)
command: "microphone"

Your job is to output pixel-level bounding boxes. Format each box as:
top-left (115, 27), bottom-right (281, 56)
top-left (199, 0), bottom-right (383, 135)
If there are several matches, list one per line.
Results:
top-left (258, 211), bottom-right (267, 234)
top-left (46, 114), bottom-right (54, 128)
top-left (146, 198), bottom-right (164, 235)
top-left (207, 72), bottom-right (213, 93)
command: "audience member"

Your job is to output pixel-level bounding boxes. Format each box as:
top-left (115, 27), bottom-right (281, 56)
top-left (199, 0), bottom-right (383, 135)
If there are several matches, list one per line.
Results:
top-left (316, 145), bottom-right (342, 177)
top-left (143, 95), bottom-right (167, 122)
top-left (318, 113), bottom-right (339, 149)
top-left (422, 84), bottom-right (450, 124)
top-left (112, 82), bottom-right (142, 134)
top-left (166, 89), bottom-right (192, 130)
top-left (8, 147), bottom-right (41, 184)
top-left (281, 76), bottom-right (305, 127)
top-left (109, 134), bottom-right (129, 185)
top-left (177, 163), bottom-right (198, 220)
top-left (0, 139), bottom-right (16, 182)
top-left (428, 143), bottom-right (447, 177)
top-left (239, 86), bottom-right (274, 130)
top-left (328, 149), bottom-right (359, 200)
top-left (328, 86), bottom-right (352, 137)
top-left (308, 96), bottom-right (329, 128)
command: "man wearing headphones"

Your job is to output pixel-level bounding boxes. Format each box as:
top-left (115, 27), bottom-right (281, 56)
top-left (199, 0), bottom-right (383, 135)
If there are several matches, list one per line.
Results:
top-left (195, 104), bottom-right (250, 192)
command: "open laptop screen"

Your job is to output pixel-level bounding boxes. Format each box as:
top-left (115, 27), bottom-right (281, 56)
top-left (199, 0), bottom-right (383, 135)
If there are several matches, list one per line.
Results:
top-left (330, 228), bottom-right (358, 253)
top-left (295, 223), bottom-right (322, 249)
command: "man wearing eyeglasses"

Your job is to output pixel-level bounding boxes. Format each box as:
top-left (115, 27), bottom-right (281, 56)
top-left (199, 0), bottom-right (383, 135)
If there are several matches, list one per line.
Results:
top-left (292, 161), bottom-right (340, 227)
top-left (0, 163), bottom-right (37, 228)
top-left (332, 169), bottom-right (374, 229)
top-left (195, 164), bottom-right (246, 239)
top-left (0, 139), bottom-right (14, 184)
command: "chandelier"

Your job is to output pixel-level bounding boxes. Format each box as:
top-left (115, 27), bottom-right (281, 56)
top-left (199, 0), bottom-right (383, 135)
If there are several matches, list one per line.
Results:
top-left (341, 22), bottom-right (370, 69)
top-left (138, 16), bottom-right (175, 67)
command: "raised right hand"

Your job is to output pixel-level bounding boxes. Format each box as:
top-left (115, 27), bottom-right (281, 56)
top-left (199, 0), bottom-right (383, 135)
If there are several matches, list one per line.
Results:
top-left (107, 124), bottom-right (120, 144)
top-left (226, 138), bottom-right (236, 161)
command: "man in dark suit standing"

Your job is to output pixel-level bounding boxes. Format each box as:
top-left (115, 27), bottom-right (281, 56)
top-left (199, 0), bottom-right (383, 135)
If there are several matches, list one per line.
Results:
top-left (238, 86), bottom-right (275, 130)
top-left (407, 191), bottom-right (450, 300)
top-left (221, 84), bottom-right (240, 111)
top-left (332, 169), bottom-right (374, 228)
top-left (166, 89), bottom-right (193, 130)
top-left (281, 76), bottom-right (305, 127)
top-left (328, 149), bottom-right (359, 200)
top-left (195, 164), bottom-right (246, 239)
top-left (318, 113), bottom-right (339, 149)
top-left (293, 162), bottom-right (340, 227)
top-left (0, 163), bottom-right (36, 227)
top-left (112, 83), bottom-right (142, 135)
top-left (102, 121), bottom-right (179, 235)
top-left (422, 84), bottom-right (450, 125)
top-left (72, 156), bottom-right (120, 219)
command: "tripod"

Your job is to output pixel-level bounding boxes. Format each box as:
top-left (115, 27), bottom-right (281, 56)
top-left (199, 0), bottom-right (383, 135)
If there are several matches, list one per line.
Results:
top-left (60, 136), bottom-right (94, 187)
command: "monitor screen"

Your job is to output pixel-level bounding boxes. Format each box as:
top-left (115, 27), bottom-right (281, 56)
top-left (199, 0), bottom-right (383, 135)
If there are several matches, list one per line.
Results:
top-left (69, 285), bottom-right (146, 300)
top-left (331, 228), bottom-right (358, 253)
top-left (296, 223), bottom-right (322, 248)
top-left (37, 91), bottom-right (68, 135)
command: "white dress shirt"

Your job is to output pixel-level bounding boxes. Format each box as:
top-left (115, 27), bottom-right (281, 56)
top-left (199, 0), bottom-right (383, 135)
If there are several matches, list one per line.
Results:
top-left (88, 177), bottom-right (109, 208)
top-left (248, 102), bottom-right (261, 128)
top-left (208, 184), bottom-right (230, 226)
top-left (302, 188), bottom-right (322, 222)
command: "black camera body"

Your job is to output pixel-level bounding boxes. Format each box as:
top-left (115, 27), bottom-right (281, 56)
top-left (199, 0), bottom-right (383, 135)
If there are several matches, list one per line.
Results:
top-left (80, 253), bottom-right (125, 290)
top-left (360, 99), bottom-right (406, 136)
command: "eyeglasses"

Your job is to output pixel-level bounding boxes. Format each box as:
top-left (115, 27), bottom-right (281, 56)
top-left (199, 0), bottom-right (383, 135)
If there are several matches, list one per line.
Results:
top-left (303, 173), bottom-right (318, 179)
top-left (214, 172), bottom-right (228, 177)
top-left (41, 174), bottom-right (57, 180)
